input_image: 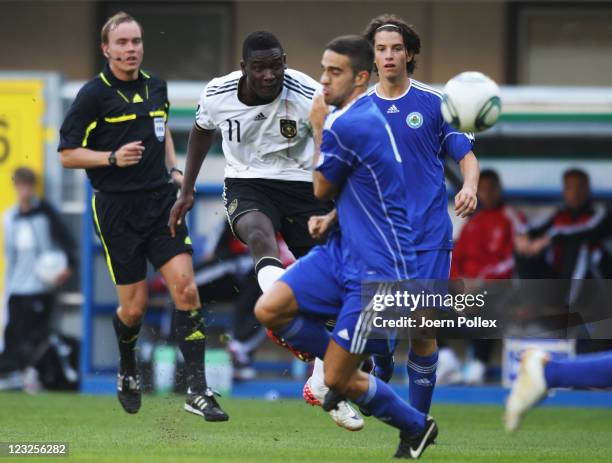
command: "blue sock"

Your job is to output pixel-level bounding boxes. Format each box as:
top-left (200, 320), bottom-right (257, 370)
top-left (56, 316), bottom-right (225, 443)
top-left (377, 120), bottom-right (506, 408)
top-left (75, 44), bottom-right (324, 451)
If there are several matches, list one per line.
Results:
top-left (544, 351), bottom-right (612, 389)
top-left (274, 316), bottom-right (330, 359)
top-left (373, 354), bottom-right (395, 383)
top-left (406, 350), bottom-right (438, 414)
top-left (354, 375), bottom-right (426, 435)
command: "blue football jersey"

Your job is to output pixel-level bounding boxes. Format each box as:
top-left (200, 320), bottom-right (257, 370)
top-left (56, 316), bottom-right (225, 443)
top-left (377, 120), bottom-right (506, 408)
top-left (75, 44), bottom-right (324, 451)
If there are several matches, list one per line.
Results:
top-left (368, 80), bottom-right (474, 250)
top-left (316, 94), bottom-right (416, 281)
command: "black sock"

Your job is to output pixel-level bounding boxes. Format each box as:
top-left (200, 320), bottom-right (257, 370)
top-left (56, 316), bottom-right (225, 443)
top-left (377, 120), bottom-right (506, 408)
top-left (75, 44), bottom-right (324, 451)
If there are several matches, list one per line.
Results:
top-left (112, 313), bottom-right (141, 374)
top-left (175, 308), bottom-right (207, 393)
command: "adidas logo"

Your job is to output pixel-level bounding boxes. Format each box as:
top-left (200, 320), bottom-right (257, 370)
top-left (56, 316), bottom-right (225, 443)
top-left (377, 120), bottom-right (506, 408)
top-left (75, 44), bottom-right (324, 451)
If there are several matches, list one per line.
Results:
top-left (337, 329), bottom-right (350, 341)
top-left (387, 104), bottom-right (400, 114)
top-left (185, 330), bottom-right (206, 341)
top-left (254, 112), bottom-right (266, 121)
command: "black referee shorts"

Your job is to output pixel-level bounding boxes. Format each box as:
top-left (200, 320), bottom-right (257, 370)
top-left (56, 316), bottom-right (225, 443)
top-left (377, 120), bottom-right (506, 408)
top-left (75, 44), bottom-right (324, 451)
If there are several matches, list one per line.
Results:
top-left (92, 183), bottom-right (193, 285)
top-left (223, 178), bottom-right (333, 258)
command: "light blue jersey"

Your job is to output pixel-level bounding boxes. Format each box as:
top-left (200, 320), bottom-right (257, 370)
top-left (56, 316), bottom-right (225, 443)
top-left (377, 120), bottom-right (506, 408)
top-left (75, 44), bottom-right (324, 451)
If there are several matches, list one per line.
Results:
top-left (368, 80), bottom-right (473, 251)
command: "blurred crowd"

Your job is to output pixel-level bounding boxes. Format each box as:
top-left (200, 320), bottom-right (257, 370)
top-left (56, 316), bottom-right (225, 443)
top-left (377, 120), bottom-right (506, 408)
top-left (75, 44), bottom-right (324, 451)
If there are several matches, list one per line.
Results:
top-left (440, 167), bottom-right (612, 384)
top-left (1, 166), bottom-right (611, 390)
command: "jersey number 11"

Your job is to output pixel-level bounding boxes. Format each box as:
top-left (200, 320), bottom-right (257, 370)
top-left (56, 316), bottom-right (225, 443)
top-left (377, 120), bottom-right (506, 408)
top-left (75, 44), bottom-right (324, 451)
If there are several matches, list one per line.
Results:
top-left (226, 119), bottom-right (241, 143)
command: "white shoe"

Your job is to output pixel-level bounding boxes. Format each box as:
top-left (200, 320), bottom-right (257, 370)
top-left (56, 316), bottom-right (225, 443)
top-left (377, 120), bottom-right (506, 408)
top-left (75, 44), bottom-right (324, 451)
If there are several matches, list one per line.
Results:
top-left (504, 349), bottom-right (549, 433)
top-left (303, 376), bottom-right (364, 431)
top-left (436, 348), bottom-right (462, 385)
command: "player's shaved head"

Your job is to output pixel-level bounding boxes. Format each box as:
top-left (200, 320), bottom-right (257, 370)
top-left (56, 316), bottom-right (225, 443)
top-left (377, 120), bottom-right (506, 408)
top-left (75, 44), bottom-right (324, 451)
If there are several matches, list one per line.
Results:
top-left (242, 31), bottom-right (283, 62)
top-left (325, 35), bottom-right (373, 76)
top-left (239, 31), bottom-right (286, 104)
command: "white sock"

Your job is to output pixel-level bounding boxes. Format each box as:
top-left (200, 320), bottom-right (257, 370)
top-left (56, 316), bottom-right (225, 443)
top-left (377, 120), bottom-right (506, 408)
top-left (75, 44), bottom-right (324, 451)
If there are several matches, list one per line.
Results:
top-left (310, 357), bottom-right (327, 392)
top-left (256, 264), bottom-right (286, 292)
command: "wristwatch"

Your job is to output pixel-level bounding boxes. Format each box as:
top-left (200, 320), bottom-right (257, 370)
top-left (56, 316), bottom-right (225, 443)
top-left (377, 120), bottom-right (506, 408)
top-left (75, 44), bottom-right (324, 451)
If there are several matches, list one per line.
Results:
top-left (108, 151), bottom-right (117, 166)
top-left (169, 167), bottom-right (183, 176)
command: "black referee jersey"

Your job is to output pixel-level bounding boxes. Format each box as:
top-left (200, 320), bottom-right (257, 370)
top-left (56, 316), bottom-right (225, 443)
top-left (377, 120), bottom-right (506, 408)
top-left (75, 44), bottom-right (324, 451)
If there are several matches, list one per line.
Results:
top-left (58, 63), bottom-right (170, 192)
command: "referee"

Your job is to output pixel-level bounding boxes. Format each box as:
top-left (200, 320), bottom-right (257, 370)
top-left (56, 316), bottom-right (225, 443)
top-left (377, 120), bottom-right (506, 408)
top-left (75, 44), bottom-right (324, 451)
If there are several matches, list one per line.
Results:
top-left (58, 12), bottom-right (227, 421)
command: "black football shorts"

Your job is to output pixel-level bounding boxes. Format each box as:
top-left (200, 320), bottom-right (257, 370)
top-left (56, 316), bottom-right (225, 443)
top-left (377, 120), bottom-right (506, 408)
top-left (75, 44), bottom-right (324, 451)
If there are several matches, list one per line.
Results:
top-left (223, 178), bottom-right (333, 258)
top-left (92, 183), bottom-right (192, 285)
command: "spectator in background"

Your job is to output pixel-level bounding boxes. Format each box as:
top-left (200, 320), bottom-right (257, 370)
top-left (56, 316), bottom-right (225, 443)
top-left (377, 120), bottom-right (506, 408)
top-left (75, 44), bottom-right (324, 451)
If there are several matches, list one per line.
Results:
top-left (446, 169), bottom-right (525, 384)
top-left (222, 232), bottom-right (296, 381)
top-left (515, 168), bottom-right (612, 351)
top-left (515, 168), bottom-right (612, 279)
top-left (189, 222), bottom-right (266, 382)
top-left (453, 170), bottom-right (525, 280)
top-left (0, 168), bottom-right (75, 389)
top-left (195, 224), bottom-right (296, 381)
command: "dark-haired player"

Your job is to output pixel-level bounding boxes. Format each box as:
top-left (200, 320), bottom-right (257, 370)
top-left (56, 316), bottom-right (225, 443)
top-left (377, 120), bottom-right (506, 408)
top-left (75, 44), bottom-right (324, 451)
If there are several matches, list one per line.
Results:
top-left (255, 35), bottom-right (437, 459)
top-left (304, 14), bottom-right (480, 419)
top-left (364, 13), bottom-right (479, 412)
top-left (58, 12), bottom-right (227, 421)
top-left (169, 31), bottom-right (362, 430)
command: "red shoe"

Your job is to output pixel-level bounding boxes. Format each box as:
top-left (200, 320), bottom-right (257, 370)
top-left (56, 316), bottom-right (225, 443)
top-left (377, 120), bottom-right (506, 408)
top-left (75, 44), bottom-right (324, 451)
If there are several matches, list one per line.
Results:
top-left (303, 379), bottom-right (321, 406)
top-left (265, 329), bottom-right (314, 363)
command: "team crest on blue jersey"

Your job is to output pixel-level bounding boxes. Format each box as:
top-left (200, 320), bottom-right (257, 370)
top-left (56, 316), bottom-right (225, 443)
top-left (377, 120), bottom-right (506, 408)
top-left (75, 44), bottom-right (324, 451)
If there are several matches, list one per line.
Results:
top-left (406, 112), bottom-right (423, 129)
top-left (280, 119), bottom-right (297, 138)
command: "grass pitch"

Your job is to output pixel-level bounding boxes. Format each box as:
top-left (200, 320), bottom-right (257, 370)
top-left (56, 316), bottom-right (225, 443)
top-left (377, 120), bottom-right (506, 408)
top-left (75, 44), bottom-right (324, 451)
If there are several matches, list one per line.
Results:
top-left (1, 392), bottom-right (612, 462)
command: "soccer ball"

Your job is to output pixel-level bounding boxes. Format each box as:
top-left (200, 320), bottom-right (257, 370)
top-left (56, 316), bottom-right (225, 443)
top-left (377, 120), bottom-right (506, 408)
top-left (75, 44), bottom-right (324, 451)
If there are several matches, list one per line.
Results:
top-left (35, 250), bottom-right (68, 287)
top-left (441, 71), bottom-right (502, 133)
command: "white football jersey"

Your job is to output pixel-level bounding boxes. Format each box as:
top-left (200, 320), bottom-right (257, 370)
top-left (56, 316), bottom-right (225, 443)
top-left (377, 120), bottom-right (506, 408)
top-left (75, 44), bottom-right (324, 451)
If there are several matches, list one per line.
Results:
top-left (195, 69), bottom-right (320, 182)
